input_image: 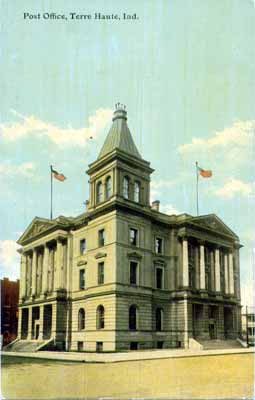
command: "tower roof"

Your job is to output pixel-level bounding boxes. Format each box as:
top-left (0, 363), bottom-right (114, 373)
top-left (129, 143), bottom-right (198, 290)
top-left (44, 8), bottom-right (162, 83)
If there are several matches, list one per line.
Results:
top-left (98, 104), bottom-right (142, 160)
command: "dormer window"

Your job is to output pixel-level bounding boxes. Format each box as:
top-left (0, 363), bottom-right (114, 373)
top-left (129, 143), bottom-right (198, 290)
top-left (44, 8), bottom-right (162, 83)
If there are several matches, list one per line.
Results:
top-left (96, 182), bottom-right (103, 203)
top-left (105, 176), bottom-right (112, 199)
top-left (134, 181), bottom-right (140, 203)
top-left (123, 176), bottom-right (129, 199)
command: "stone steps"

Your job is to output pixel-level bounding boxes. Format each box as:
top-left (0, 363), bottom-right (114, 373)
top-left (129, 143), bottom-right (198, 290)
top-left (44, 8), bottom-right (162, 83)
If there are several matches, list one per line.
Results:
top-left (198, 339), bottom-right (243, 350)
top-left (4, 339), bottom-right (50, 352)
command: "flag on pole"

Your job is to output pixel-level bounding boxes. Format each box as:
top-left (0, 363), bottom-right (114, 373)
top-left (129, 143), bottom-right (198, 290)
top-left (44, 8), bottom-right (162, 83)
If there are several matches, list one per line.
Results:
top-left (51, 167), bottom-right (67, 182)
top-left (197, 166), bottom-right (212, 178)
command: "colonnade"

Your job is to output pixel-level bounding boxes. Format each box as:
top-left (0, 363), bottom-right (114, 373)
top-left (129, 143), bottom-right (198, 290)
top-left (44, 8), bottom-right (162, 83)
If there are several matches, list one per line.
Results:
top-left (182, 238), bottom-right (235, 294)
top-left (19, 238), bottom-right (67, 301)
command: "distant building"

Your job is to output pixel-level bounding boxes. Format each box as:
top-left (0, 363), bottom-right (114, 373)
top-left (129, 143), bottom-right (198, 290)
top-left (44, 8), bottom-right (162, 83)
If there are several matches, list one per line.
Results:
top-left (13, 106), bottom-right (242, 352)
top-left (1, 278), bottom-right (19, 346)
top-left (241, 308), bottom-right (255, 346)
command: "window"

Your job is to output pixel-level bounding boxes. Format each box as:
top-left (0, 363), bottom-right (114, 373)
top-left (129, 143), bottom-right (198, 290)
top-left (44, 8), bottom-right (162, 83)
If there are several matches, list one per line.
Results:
top-left (78, 309), bottom-right (85, 330)
top-left (98, 229), bottom-right (105, 247)
top-left (130, 228), bottom-right (138, 246)
top-left (134, 181), bottom-right (140, 203)
top-left (155, 237), bottom-right (163, 254)
top-left (123, 176), bottom-right (129, 199)
top-left (96, 342), bottom-right (103, 352)
top-left (96, 181), bottom-right (103, 203)
top-left (105, 176), bottom-right (112, 199)
top-left (156, 308), bottom-right (163, 331)
top-left (97, 305), bottom-right (105, 329)
top-left (156, 267), bottom-right (163, 289)
top-left (77, 341), bottom-right (84, 351)
top-left (130, 261), bottom-right (138, 285)
top-left (157, 341), bottom-right (164, 349)
top-left (248, 315), bottom-right (255, 323)
top-left (79, 269), bottom-right (85, 290)
top-left (80, 239), bottom-right (86, 255)
top-left (98, 262), bottom-right (104, 285)
top-left (130, 342), bottom-right (138, 350)
top-left (129, 305), bottom-right (137, 330)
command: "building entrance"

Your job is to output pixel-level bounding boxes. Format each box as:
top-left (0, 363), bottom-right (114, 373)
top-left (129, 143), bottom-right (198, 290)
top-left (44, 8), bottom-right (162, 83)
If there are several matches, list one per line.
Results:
top-left (209, 322), bottom-right (216, 339)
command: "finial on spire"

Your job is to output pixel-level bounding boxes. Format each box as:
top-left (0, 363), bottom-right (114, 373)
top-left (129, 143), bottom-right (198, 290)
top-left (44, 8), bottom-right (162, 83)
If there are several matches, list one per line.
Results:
top-left (115, 102), bottom-right (126, 111)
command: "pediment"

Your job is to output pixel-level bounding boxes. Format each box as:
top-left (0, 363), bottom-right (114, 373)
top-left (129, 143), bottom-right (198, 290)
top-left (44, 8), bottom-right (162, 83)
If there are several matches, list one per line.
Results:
top-left (17, 218), bottom-right (56, 245)
top-left (190, 214), bottom-right (238, 239)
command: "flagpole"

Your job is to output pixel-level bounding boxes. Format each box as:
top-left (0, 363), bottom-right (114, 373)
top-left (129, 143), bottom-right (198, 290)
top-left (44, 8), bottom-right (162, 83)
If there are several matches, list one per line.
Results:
top-left (50, 165), bottom-right (53, 220)
top-left (196, 161), bottom-right (199, 216)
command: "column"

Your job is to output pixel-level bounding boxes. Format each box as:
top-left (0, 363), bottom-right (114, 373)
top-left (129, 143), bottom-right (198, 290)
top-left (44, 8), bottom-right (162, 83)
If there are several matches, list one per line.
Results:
top-left (54, 239), bottom-right (62, 290)
top-left (27, 307), bottom-right (33, 340)
top-left (195, 246), bottom-right (200, 289)
top-left (38, 306), bottom-right (44, 340)
top-left (210, 251), bottom-right (215, 291)
top-left (182, 238), bottom-right (189, 287)
top-left (215, 248), bottom-right (221, 292)
top-left (229, 252), bottom-right (234, 294)
top-left (31, 249), bottom-right (37, 297)
top-left (184, 297), bottom-right (189, 348)
top-left (20, 253), bottom-right (27, 301)
top-left (42, 245), bottom-right (49, 295)
top-left (224, 254), bottom-right (229, 294)
top-left (17, 307), bottom-right (22, 339)
top-left (199, 243), bottom-right (205, 290)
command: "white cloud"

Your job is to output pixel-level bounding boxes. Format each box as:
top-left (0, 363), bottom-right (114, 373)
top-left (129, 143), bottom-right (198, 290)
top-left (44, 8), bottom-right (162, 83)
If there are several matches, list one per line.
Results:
top-left (150, 179), bottom-right (176, 200)
top-left (160, 203), bottom-right (182, 215)
top-left (1, 108), bottom-right (113, 146)
top-left (241, 280), bottom-right (254, 308)
top-left (0, 240), bottom-right (20, 281)
top-left (178, 120), bottom-right (254, 155)
top-left (214, 179), bottom-right (253, 199)
top-left (0, 161), bottom-right (36, 178)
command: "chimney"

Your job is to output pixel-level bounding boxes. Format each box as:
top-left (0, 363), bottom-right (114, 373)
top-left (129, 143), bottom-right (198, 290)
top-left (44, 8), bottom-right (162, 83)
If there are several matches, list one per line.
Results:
top-left (85, 200), bottom-right (89, 211)
top-left (152, 200), bottom-right (160, 211)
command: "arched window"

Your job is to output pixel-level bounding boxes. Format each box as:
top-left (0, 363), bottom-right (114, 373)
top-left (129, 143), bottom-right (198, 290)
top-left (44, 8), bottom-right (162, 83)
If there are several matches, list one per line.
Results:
top-left (134, 181), bottom-right (140, 203)
top-left (78, 309), bottom-right (85, 331)
top-left (96, 305), bottom-right (105, 329)
top-left (129, 305), bottom-right (137, 330)
top-left (96, 182), bottom-right (103, 203)
top-left (123, 176), bottom-right (129, 199)
top-left (156, 308), bottom-right (163, 331)
top-left (105, 176), bottom-right (112, 199)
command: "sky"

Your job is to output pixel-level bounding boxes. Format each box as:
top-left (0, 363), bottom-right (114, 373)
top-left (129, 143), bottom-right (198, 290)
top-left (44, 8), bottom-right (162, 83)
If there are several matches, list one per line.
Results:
top-left (1, 0), bottom-right (254, 307)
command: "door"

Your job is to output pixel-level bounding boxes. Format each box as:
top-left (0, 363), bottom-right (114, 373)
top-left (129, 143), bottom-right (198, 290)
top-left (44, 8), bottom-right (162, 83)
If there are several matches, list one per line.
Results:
top-left (35, 324), bottom-right (40, 340)
top-left (209, 322), bottom-right (216, 339)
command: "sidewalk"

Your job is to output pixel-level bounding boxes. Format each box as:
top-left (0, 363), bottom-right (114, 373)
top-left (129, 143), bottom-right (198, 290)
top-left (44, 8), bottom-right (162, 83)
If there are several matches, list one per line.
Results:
top-left (2, 346), bottom-right (254, 363)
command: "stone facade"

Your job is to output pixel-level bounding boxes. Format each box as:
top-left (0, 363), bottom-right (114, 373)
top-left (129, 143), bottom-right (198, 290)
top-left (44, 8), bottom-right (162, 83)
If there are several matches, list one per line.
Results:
top-left (16, 106), bottom-right (242, 352)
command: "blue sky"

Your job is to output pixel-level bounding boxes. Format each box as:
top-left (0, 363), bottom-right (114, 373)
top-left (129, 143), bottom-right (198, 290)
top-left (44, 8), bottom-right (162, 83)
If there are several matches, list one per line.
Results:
top-left (1, 0), bottom-right (254, 307)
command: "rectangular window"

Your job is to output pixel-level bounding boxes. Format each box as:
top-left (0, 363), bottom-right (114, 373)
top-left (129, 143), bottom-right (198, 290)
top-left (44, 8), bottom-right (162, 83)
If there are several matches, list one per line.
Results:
top-left (155, 237), bottom-right (163, 254)
top-left (77, 341), bottom-right (84, 351)
top-left (96, 342), bottom-right (103, 352)
top-left (98, 229), bottom-right (105, 247)
top-left (79, 269), bottom-right (85, 290)
top-left (130, 342), bottom-right (138, 350)
top-left (98, 262), bottom-right (104, 285)
top-left (80, 239), bottom-right (86, 255)
top-left (156, 267), bottom-right (163, 289)
top-left (130, 228), bottom-right (138, 246)
top-left (130, 261), bottom-right (138, 285)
